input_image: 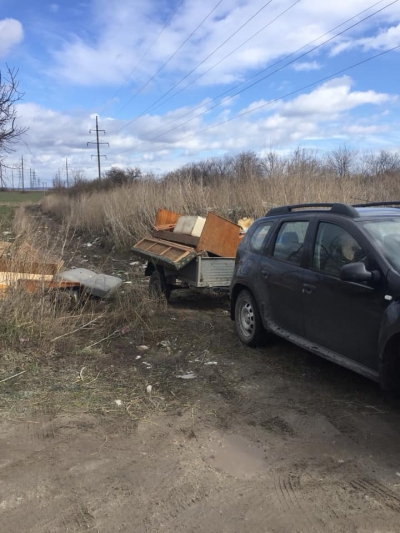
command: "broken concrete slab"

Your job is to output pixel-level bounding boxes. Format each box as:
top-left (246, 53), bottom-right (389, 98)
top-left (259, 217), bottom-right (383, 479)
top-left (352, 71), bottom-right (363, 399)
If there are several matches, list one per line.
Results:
top-left (54, 268), bottom-right (123, 298)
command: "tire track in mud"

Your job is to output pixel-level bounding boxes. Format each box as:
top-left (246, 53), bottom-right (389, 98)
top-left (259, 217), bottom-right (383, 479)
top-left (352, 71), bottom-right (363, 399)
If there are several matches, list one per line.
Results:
top-left (271, 468), bottom-right (346, 533)
top-left (350, 477), bottom-right (400, 513)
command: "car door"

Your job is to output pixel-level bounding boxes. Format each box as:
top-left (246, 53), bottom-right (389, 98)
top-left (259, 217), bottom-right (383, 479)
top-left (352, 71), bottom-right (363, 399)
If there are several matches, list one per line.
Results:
top-left (257, 219), bottom-right (310, 337)
top-left (302, 221), bottom-right (386, 370)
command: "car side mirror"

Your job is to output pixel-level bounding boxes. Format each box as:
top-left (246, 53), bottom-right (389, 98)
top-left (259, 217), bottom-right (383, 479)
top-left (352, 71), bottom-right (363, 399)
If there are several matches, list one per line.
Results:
top-left (340, 262), bottom-right (375, 283)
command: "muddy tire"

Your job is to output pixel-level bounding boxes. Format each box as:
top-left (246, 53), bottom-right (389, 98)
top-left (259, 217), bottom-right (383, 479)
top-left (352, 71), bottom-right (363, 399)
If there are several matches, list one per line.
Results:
top-left (235, 289), bottom-right (264, 347)
top-left (381, 339), bottom-right (400, 398)
top-left (149, 270), bottom-right (171, 302)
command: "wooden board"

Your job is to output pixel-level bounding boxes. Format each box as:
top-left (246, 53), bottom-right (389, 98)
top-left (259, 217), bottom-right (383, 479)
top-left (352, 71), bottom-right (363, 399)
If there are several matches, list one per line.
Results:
top-left (196, 212), bottom-right (240, 257)
top-left (0, 272), bottom-right (54, 285)
top-left (152, 230), bottom-right (199, 248)
top-left (133, 237), bottom-right (197, 270)
top-left (17, 279), bottom-right (81, 294)
top-left (155, 208), bottom-right (180, 230)
top-left (0, 241), bottom-right (64, 274)
top-left (0, 258), bottom-right (61, 275)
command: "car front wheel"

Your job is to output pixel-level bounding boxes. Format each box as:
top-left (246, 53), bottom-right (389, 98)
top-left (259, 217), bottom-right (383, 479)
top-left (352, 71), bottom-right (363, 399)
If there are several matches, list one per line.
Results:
top-left (235, 289), bottom-right (264, 347)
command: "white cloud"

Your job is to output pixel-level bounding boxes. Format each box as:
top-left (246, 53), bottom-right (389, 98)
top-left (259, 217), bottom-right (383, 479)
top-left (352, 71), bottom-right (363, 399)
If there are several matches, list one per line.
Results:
top-left (331, 23), bottom-right (400, 56)
top-left (279, 76), bottom-right (393, 118)
top-left (7, 75), bottom-right (396, 184)
top-left (49, 4), bottom-right (59, 13)
top-left (0, 19), bottom-right (23, 58)
top-left (292, 61), bottom-right (321, 72)
top-left (359, 22), bottom-right (400, 50)
top-left (47, 1), bottom-right (400, 88)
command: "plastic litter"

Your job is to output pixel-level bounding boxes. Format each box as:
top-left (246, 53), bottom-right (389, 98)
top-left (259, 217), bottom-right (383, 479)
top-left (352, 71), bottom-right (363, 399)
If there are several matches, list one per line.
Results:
top-left (176, 372), bottom-right (197, 380)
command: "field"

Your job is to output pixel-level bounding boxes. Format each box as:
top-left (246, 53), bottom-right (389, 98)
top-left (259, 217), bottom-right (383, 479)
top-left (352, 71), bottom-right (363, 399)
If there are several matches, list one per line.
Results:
top-left (2, 158), bottom-right (400, 532)
top-left (0, 190), bottom-right (46, 204)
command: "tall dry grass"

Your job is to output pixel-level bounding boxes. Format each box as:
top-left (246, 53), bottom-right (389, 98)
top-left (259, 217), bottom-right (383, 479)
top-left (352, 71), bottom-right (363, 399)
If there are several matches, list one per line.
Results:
top-left (41, 149), bottom-right (400, 251)
top-left (0, 206), bottom-right (157, 355)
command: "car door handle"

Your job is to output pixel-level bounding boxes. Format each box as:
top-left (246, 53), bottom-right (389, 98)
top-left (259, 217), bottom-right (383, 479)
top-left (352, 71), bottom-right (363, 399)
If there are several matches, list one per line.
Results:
top-left (302, 283), bottom-right (316, 294)
top-left (261, 269), bottom-right (270, 279)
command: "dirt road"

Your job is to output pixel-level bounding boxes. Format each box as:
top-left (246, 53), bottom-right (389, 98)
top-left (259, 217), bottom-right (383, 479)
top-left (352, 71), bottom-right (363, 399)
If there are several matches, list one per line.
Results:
top-left (2, 209), bottom-right (400, 532)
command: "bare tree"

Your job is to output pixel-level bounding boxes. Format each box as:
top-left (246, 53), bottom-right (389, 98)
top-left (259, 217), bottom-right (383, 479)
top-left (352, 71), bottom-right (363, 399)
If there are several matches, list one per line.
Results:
top-left (365, 149), bottom-right (400, 176)
top-left (52, 171), bottom-right (65, 190)
top-left (326, 145), bottom-right (357, 179)
top-left (0, 67), bottom-right (27, 159)
top-left (71, 169), bottom-right (87, 186)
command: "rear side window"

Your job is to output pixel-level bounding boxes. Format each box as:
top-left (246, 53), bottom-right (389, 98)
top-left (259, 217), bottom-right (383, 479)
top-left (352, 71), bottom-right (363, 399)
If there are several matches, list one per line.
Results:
top-left (250, 222), bottom-right (273, 252)
top-left (313, 222), bottom-right (366, 277)
top-left (273, 221), bottom-right (309, 265)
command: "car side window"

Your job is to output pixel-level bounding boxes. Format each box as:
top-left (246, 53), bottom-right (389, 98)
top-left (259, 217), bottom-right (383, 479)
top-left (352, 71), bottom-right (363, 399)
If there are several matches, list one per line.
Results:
top-left (250, 222), bottom-right (273, 252)
top-left (313, 223), bottom-right (366, 277)
top-left (272, 221), bottom-right (309, 265)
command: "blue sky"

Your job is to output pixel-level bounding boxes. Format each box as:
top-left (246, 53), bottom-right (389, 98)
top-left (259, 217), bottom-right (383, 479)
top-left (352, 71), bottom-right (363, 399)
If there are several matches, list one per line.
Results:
top-left (0, 0), bottom-right (399, 185)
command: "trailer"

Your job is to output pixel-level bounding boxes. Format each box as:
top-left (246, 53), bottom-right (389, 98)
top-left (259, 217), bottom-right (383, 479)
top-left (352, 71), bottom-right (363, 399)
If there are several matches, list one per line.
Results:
top-left (132, 235), bottom-right (236, 300)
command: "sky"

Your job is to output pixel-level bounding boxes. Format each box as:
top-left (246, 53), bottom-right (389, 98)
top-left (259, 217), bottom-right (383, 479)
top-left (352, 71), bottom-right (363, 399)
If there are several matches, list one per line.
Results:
top-left (0, 0), bottom-right (399, 187)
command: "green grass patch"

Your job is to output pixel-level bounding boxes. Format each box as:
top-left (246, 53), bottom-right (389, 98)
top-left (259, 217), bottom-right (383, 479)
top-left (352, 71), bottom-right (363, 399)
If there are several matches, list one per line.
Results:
top-left (0, 191), bottom-right (46, 204)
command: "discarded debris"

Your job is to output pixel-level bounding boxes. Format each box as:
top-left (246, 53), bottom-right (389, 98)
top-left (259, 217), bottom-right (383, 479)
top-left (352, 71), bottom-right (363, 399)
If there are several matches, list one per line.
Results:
top-left (146, 385), bottom-right (152, 394)
top-left (204, 361), bottom-right (218, 365)
top-left (158, 340), bottom-right (171, 348)
top-left (0, 370), bottom-right (27, 384)
top-left (55, 268), bottom-right (123, 299)
top-left (135, 355), bottom-right (142, 360)
top-left (115, 399), bottom-right (123, 407)
top-left (137, 345), bottom-right (150, 351)
top-left (176, 372), bottom-right (197, 380)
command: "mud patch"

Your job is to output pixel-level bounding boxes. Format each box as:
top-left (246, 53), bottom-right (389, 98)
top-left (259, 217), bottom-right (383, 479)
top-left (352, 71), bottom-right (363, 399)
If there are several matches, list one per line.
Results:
top-left (207, 433), bottom-right (267, 478)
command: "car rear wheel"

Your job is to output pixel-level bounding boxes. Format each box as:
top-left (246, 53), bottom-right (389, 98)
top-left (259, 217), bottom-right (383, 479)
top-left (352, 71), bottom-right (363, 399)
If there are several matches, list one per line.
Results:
top-left (235, 289), bottom-right (264, 347)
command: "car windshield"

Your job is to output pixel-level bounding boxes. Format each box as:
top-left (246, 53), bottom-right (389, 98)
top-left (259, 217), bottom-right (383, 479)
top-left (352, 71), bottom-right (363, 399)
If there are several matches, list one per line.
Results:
top-left (363, 218), bottom-right (400, 271)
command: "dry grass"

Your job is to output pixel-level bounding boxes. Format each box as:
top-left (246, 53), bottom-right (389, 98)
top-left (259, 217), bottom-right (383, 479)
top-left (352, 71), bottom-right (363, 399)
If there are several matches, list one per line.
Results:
top-left (42, 160), bottom-right (400, 251)
top-left (0, 206), bottom-right (158, 354)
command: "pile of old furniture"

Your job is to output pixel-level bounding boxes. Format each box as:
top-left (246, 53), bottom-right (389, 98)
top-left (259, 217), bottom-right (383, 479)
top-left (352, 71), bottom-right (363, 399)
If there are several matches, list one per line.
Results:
top-left (133, 208), bottom-right (247, 300)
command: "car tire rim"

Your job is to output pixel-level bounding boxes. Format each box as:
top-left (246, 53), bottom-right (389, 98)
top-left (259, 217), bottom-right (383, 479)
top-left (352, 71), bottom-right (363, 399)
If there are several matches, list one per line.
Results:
top-left (239, 300), bottom-right (254, 337)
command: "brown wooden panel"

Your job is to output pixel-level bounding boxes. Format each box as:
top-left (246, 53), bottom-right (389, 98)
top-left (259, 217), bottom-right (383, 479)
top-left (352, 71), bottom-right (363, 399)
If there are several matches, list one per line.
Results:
top-left (134, 237), bottom-right (196, 264)
top-left (0, 258), bottom-right (61, 275)
top-left (17, 279), bottom-right (81, 294)
top-left (155, 208), bottom-right (180, 230)
top-left (152, 230), bottom-right (199, 248)
top-left (196, 212), bottom-right (240, 257)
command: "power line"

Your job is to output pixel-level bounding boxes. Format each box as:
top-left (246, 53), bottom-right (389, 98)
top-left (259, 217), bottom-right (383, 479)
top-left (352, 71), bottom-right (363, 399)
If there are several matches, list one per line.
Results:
top-left (138, 0), bottom-right (300, 119)
top-left (118, 0), bottom-right (223, 113)
top-left (144, 45), bottom-right (400, 150)
top-left (101, 0), bottom-right (185, 112)
top-left (121, 0), bottom-right (397, 153)
top-left (119, 0), bottom-right (279, 128)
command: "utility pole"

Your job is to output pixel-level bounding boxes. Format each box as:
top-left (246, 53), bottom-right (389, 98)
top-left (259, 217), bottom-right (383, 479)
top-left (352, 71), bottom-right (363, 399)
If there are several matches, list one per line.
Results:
top-left (11, 170), bottom-right (14, 190)
top-left (87, 116), bottom-right (109, 180)
top-left (65, 158), bottom-right (69, 187)
top-left (21, 156), bottom-right (24, 192)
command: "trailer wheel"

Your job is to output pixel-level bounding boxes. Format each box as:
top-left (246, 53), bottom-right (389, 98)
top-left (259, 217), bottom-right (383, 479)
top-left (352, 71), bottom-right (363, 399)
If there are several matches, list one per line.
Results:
top-left (149, 270), bottom-right (171, 302)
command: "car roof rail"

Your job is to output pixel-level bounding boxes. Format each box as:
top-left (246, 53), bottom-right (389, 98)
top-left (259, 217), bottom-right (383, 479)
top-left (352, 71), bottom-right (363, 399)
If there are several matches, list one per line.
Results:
top-left (352, 201), bottom-right (400, 208)
top-left (266, 203), bottom-right (359, 218)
